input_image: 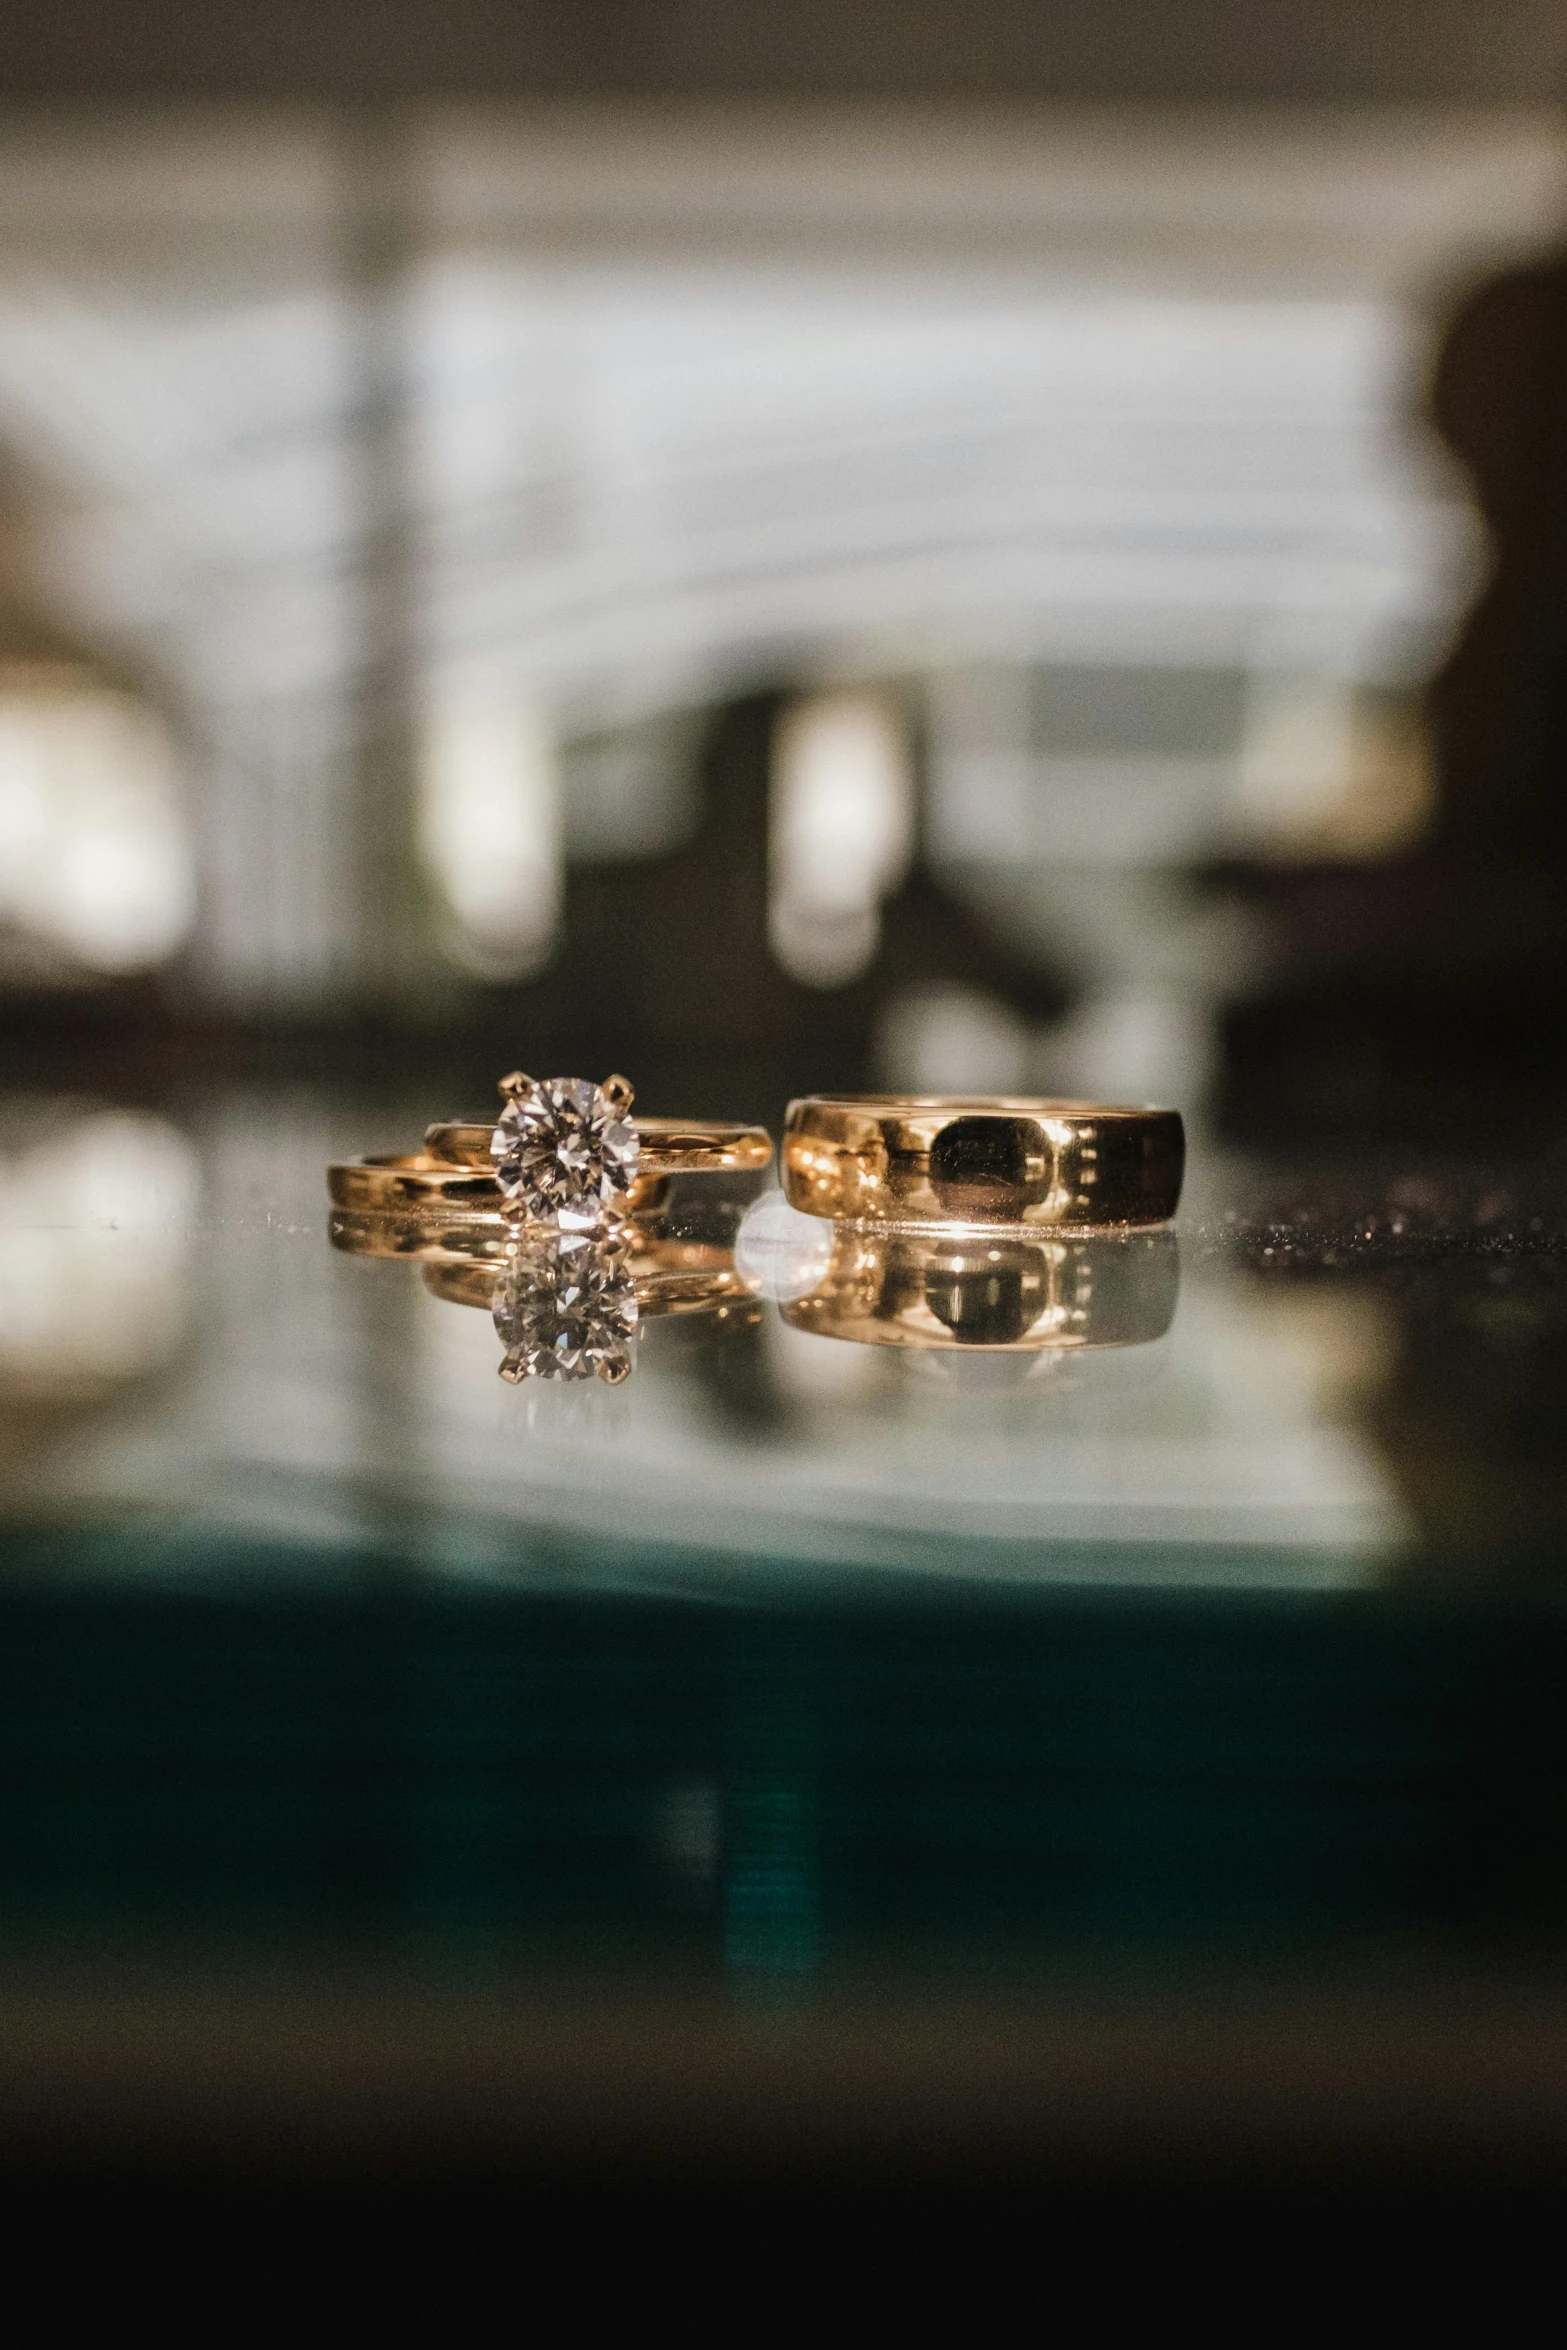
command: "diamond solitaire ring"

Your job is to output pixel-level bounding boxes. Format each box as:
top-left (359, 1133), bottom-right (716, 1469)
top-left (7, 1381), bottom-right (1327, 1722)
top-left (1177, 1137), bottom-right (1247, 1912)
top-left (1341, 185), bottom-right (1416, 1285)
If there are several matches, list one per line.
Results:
top-left (423, 1074), bottom-right (772, 1231)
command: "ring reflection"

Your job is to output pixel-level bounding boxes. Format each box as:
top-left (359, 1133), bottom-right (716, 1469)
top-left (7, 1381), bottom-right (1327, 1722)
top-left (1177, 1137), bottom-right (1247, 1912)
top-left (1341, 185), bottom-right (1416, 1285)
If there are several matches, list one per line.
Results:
top-left (330, 1209), bottom-right (760, 1385)
top-left (782, 1226), bottom-right (1179, 1353)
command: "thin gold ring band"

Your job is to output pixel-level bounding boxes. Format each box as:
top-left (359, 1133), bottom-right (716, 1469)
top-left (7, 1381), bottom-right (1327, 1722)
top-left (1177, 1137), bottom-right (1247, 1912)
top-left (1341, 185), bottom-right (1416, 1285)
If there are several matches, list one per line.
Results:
top-left (783, 1094), bottom-right (1184, 1230)
top-left (426, 1116), bottom-right (773, 1175)
top-left (326, 1153), bottom-right (686, 1217)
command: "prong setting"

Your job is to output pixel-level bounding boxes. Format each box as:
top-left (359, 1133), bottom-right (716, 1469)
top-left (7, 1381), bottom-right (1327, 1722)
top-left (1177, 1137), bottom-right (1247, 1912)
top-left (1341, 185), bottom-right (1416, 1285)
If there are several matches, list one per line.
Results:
top-left (598, 1212), bottom-right (633, 1267)
top-left (488, 1073), bottom-right (643, 1228)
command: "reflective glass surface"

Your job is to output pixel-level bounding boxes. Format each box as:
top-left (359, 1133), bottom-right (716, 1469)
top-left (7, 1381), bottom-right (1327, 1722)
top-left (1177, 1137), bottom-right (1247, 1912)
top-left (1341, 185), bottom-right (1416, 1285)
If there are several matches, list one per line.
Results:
top-left (4, 1090), bottom-right (1566, 1992)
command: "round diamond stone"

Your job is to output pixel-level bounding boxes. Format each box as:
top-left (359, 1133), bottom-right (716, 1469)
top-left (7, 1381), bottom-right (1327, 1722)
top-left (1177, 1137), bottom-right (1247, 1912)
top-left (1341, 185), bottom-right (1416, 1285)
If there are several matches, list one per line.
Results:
top-left (493, 1231), bottom-right (639, 1383)
top-left (490, 1076), bottom-right (641, 1227)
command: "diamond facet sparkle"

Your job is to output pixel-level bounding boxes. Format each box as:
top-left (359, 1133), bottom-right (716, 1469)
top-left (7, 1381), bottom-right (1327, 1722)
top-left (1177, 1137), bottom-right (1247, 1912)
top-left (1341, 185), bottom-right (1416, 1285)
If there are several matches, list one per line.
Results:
top-left (493, 1229), bottom-right (639, 1383)
top-left (490, 1075), bottom-right (641, 1228)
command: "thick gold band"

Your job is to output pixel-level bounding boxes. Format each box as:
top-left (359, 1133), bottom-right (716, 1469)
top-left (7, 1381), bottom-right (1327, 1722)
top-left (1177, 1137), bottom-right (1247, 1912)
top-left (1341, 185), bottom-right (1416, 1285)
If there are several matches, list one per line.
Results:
top-left (783, 1095), bottom-right (1183, 1230)
top-left (425, 1116), bottom-right (773, 1175)
top-left (783, 1227), bottom-right (1179, 1352)
top-left (326, 1153), bottom-right (672, 1217)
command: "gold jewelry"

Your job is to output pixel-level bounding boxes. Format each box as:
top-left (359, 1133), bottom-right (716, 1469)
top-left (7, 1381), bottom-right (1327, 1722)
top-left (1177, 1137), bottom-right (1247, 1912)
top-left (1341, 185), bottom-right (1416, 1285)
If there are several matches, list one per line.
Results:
top-left (426, 1114), bottom-right (772, 1178)
top-left (783, 1095), bottom-right (1183, 1230)
top-left (326, 1153), bottom-right (511, 1216)
top-left (783, 1226), bottom-right (1178, 1352)
top-left (425, 1074), bottom-right (770, 1232)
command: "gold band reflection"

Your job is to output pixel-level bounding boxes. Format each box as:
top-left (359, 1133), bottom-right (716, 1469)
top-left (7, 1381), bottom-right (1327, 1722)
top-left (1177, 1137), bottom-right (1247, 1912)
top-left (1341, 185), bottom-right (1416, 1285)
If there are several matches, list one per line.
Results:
top-left (782, 1227), bottom-right (1179, 1352)
top-left (423, 1246), bottom-right (757, 1319)
top-left (329, 1210), bottom-right (760, 1385)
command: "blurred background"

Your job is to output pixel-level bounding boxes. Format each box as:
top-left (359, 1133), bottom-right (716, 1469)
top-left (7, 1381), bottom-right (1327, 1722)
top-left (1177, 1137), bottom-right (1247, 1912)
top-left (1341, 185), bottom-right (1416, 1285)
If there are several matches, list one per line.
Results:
top-left (2, 2), bottom-right (1565, 1131)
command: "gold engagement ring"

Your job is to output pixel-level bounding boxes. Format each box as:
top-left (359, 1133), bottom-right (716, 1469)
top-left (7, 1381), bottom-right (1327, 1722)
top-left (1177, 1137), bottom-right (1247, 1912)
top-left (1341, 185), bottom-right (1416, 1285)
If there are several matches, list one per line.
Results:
top-left (328, 1072), bottom-right (772, 1227)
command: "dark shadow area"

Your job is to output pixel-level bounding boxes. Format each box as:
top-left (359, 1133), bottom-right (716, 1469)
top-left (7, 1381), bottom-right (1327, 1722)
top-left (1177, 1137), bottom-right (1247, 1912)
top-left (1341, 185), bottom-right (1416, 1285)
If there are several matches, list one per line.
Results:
top-left (0, 0), bottom-right (1560, 103)
top-left (1218, 250), bottom-right (1567, 1147)
top-left (2, 1553), bottom-right (1567, 2192)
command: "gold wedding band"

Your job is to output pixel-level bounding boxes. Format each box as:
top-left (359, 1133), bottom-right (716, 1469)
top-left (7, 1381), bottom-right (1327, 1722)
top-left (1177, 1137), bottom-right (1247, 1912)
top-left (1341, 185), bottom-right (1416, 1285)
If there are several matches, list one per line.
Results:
top-left (327, 1153), bottom-right (511, 1215)
top-left (328, 1137), bottom-right (764, 1218)
top-left (328, 1069), bottom-right (771, 1230)
top-left (426, 1116), bottom-right (773, 1175)
top-left (783, 1095), bottom-right (1183, 1230)
top-left (783, 1227), bottom-right (1179, 1352)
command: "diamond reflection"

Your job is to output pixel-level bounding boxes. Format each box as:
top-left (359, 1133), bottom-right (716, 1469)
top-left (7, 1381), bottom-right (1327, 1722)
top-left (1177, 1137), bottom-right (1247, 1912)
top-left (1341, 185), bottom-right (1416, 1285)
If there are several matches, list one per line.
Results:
top-left (330, 1206), bottom-right (762, 1387)
top-left (491, 1226), bottom-right (640, 1386)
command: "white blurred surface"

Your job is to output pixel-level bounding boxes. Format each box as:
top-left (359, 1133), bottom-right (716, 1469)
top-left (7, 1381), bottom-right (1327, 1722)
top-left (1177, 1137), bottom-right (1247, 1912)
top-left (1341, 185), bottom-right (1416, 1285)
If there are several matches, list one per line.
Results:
top-left (0, 1110), bottom-right (201, 1397)
top-left (0, 671), bottom-right (194, 976)
top-left (419, 686), bottom-right (562, 975)
top-left (769, 690), bottom-right (913, 987)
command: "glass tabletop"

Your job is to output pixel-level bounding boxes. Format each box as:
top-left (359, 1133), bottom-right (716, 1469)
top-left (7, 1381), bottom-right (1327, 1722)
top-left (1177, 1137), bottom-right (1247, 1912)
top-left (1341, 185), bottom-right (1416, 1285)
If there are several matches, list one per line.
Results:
top-left (0, 1091), bottom-right (1470, 1586)
top-left (5, 1083), bottom-right (1567, 2192)
top-left (2, 1087), bottom-right (1566, 1994)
